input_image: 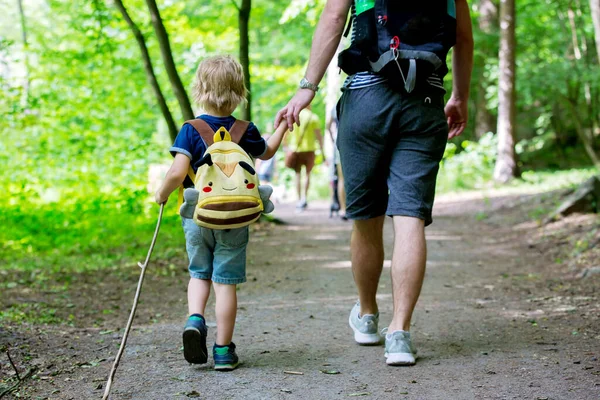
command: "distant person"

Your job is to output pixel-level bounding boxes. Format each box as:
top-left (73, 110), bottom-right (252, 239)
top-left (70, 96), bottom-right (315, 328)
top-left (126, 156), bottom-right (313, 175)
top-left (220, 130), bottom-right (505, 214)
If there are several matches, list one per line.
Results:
top-left (275, 0), bottom-right (473, 366)
top-left (255, 134), bottom-right (276, 185)
top-left (326, 107), bottom-right (346, 219)
top-left (284, 106), bottom-right (326, 210)
top-left (155, 55), bottom-right (286, 371)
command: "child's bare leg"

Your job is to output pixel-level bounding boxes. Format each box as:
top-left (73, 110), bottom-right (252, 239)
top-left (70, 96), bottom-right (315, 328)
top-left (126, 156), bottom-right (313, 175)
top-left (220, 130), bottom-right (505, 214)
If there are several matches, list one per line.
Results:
top-left (213, 282), bottom-right (237, 345)
top-left (188, 278), bottom-right (211, 316)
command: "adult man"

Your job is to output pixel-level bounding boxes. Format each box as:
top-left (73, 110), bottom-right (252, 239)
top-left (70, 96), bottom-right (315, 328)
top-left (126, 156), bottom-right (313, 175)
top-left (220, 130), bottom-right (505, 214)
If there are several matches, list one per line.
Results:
top-left (275, 0), bottom-right (473, 366)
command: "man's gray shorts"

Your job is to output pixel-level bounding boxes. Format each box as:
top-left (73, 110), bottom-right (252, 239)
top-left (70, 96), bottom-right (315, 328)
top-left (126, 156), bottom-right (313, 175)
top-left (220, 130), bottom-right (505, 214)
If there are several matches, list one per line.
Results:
top-left (336, 83), bottom-right (448, 226)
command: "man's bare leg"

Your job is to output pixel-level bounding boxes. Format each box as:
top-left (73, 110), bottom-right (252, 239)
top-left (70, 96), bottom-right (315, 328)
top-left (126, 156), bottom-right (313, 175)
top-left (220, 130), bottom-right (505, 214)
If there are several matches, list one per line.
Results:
top-left (351, 216), bottom-right (385, 316)
top-left (387, 216), bottom-right (427, 332)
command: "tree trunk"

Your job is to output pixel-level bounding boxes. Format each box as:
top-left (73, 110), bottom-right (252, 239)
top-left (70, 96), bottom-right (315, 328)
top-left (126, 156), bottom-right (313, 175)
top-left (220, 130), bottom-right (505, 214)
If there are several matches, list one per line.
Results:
top-left (474, 0), bottom-right (497, 138)
top-left (474, 84), bottom-right (495, 138)
top-left (17, 0), bottom-right (29, 105)
top-left (113, 0), bottom-right (178, 141)
top-left (590, 0), bottom-right (600, 64)
top-left (145, 0), bottom-right (194, 121)
top-left (238, 0), bottom-right (251, 120)
top-left (493, 0), bottom-right (519, 183)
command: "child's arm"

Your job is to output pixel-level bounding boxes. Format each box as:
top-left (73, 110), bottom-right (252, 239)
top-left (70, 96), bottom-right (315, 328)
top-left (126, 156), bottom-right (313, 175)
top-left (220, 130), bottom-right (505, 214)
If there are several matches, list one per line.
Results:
top-left (258, 121), bottom-right (290, 160)
top-left (155, 153), bottom-right (191, 204)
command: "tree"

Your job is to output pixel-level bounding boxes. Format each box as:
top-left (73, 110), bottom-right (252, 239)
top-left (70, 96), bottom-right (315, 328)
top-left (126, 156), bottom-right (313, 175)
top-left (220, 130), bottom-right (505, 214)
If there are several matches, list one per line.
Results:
top-left (145, 0), bottom-right (195, 122)
top-left (112, 0), bottom-right (178, 141)
top-left (493, 0), bottom-right (519, 183)
top-left (591, 0), bottom-right (600, 64)
top-left (16, 0), bottom-right (29, 105)
top-left (474, 0), bottom-right (498, 138)
top-left (234, 0), bottom-right (252, 120)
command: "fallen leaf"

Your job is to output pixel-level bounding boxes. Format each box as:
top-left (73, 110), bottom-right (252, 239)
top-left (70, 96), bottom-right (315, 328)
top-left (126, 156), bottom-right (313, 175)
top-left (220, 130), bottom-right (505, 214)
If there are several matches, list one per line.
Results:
top-left (320, 369), bottom-right (341, 374)
top-left (186, 390), bottom-right (200, 398)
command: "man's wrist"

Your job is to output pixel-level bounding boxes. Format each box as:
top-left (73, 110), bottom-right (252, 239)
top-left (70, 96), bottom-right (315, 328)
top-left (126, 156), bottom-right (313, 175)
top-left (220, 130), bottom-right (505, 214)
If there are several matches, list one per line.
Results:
top-left (451, 93), bottom-right (468, 102)
top-left (299, 77), bottom-right (319, 92)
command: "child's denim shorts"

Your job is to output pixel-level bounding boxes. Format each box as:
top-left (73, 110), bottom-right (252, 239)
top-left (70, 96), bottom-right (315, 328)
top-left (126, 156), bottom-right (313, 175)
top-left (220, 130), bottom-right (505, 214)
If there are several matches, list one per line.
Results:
top-left (181, 217), bottom-right (248, 284)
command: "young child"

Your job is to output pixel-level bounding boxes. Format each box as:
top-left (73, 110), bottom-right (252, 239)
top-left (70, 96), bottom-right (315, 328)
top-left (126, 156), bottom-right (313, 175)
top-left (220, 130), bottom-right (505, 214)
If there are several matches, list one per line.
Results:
top-left (154, 55), bottom-right (286, 371)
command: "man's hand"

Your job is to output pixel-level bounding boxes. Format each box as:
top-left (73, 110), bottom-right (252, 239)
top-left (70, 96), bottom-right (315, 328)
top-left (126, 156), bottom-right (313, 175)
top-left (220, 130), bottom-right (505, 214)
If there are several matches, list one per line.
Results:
top-left (274, 89), bottom-right (315, 131)
top-left (444, 96), bottom-right (468, 139)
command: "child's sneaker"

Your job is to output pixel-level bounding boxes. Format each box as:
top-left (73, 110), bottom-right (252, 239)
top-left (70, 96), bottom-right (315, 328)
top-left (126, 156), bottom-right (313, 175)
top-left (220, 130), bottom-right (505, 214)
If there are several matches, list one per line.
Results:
top-left (383, 329), bottom-right (417, 366)
top-left (348, 301), bottom-right (381, 345)
top-left (213, 342), bottom-right (239, 371)
top-left (182, 314), bottom-right (208, 364)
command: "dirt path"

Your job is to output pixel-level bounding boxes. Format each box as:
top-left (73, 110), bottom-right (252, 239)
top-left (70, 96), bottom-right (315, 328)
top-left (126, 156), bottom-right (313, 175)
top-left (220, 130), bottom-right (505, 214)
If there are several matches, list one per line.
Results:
top-left (2, 194), bottom-right (599, 399)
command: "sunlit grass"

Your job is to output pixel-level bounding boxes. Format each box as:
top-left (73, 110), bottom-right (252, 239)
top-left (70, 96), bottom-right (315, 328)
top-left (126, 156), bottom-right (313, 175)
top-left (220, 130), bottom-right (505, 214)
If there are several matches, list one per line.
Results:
top-left (0, 194), bottom-right (185, 286)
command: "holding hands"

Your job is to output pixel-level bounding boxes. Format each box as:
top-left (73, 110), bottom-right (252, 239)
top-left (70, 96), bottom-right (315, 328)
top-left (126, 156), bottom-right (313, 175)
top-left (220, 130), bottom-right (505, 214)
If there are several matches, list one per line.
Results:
top-left (274, 88), bottom-right (315, 132)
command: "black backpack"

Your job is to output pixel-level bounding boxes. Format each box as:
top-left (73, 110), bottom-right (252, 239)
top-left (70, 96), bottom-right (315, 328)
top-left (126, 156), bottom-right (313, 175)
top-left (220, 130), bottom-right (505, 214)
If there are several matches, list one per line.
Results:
top-left (338, 0), bottom-right (457, 93)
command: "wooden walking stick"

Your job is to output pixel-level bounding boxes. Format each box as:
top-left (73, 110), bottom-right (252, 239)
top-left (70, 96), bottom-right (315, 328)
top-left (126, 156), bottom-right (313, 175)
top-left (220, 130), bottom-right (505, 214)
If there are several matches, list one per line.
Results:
top-left (102, 203), bottom-right (164, 400)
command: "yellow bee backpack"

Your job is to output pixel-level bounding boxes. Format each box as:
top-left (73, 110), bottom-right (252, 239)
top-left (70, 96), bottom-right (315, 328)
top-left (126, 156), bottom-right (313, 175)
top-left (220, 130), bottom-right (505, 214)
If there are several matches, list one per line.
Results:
top-left (178, 119), bottom-right (274, 230)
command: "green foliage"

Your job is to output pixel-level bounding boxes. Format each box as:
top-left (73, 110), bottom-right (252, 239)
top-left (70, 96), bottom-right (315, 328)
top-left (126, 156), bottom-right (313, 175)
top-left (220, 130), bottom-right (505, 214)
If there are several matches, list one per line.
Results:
top-left (438, 131), bottom-right (598, 193)
top-left (0, 303), bottom-right (64, 325)
top-left (438, 133), bottom-right (498, 192)
top-left (0, 191), bottom-right (185, 287)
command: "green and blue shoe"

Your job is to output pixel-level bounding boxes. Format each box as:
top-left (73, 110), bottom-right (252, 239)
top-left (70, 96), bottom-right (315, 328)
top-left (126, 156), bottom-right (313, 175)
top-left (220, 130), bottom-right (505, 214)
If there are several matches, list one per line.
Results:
top-left (182, 314), bottom-right (208, 364)
top-left (213, 342), bottom-right (239, 371)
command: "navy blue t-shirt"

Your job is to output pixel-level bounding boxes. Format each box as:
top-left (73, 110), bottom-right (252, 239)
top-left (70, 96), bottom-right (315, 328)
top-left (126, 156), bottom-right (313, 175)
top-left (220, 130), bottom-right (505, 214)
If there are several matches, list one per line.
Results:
top-left (170, 115), bottom-right (266, 188)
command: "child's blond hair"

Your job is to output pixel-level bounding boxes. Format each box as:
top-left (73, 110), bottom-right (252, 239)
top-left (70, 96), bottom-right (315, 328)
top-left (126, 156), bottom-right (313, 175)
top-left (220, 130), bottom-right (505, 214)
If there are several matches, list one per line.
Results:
top-left (192, 55), bottom-right (247, 115)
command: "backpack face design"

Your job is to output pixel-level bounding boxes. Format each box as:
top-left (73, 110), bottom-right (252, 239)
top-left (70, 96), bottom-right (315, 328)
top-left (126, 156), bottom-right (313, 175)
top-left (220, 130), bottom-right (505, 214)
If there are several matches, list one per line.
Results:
top-left (192, 127), bottom-right (264, 229)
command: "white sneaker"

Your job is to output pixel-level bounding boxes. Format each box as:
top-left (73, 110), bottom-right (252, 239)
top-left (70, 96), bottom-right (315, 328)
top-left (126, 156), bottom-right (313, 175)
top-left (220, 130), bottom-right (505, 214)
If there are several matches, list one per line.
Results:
top-left (383, 329), bottom-right (417, 366)
top-left (348, 302), bottom-right (381, 345)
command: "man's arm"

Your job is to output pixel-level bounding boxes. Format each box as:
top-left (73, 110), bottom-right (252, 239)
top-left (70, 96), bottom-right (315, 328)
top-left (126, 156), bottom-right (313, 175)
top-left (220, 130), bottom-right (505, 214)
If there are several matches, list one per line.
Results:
top-left (445, 0), bottom-right (474, 139)
top-left (274, 0), bottom-right (352, 131)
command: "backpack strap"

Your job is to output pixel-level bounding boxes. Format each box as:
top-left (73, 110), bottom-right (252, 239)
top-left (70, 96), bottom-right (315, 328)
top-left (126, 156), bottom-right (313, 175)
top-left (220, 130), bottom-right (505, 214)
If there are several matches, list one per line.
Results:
top-left (185, 119), bottom-right (216, 146)
top-left (177, 119), bottom-right (212, 215)
top-left (228, 119), bottom-right (250, 144)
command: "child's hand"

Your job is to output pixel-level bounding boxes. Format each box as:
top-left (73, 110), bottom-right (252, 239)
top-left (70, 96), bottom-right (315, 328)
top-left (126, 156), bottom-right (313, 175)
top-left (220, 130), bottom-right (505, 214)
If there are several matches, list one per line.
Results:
top-left (155, 190), bottom-right (168, 205)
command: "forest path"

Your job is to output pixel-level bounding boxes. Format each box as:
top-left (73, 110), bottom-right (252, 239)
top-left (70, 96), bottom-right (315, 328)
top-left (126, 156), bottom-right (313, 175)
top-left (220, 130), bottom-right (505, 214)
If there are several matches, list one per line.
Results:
top-left (3, 194), bottom-right (600, 399)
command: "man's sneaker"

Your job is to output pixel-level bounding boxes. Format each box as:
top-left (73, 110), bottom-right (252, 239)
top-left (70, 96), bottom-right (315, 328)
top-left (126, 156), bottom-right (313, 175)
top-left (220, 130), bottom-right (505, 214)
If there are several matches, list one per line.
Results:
top-left (213, 342), bottom-right (239, 371)
top-left (384, 329), bottom-right (417, 366)
top-left (182, 314), bottom-right (208, 364)
top-left (348, 302), bottom-right (381, 345)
